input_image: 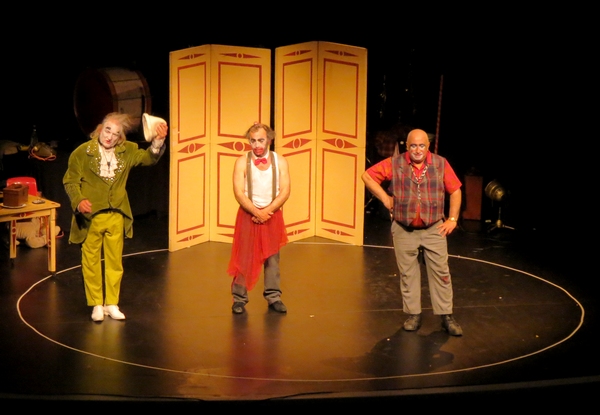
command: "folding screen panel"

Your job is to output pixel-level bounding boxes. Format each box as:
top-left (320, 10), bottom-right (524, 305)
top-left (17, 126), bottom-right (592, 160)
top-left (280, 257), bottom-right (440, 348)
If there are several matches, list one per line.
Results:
top-left (274, 42), bottom-right (318, 242)
top-left (208, 45), bottom-right (271, 243)
top-left (169, 44), bottom-right (271, 251)
top-left (275, 42), bottom-right (367, 246)
top-left (315, 42), bottom-right (367, 246)
top-left (169, 45), bottom-right (211, 252)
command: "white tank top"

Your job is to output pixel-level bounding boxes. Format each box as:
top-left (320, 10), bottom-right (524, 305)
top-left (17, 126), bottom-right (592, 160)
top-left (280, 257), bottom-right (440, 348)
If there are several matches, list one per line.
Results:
top-left (245, 152), bottom-right (280, 208)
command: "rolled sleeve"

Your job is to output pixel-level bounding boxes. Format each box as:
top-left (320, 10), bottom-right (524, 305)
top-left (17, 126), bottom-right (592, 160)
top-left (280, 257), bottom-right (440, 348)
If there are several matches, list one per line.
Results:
top-left (366, 157), bottom-right (393, 184)
top-left (444, 160), bottom-right (462, 194)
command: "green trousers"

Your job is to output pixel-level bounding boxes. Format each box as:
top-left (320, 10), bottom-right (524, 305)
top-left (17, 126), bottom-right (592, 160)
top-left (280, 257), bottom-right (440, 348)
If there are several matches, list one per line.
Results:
top-left (81, 211), bottom-right (124, 306)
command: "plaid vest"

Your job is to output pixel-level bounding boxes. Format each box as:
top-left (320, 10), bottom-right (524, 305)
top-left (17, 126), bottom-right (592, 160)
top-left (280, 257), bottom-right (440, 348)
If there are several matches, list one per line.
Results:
top-left (391, 153), bottom-right (446, 227)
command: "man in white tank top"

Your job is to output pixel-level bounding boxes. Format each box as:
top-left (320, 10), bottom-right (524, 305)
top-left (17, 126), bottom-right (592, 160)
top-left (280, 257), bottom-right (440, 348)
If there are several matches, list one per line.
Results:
top-left (227, 123), bottom-right (291, 314)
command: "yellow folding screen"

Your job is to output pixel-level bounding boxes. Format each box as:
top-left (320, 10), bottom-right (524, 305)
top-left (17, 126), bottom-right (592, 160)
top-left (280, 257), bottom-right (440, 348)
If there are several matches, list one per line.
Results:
top-left (169, 42), bottom-right (366, 251)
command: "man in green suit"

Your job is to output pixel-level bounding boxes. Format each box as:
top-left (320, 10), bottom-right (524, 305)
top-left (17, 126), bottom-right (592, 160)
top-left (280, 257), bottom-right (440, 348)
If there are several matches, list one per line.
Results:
top-left (64, 112), bottom-right (168, 322)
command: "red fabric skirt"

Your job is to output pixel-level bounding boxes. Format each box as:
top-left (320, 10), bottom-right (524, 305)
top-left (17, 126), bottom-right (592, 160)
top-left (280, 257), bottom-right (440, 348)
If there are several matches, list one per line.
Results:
top-left (227, 208), bottom-right (288, 290)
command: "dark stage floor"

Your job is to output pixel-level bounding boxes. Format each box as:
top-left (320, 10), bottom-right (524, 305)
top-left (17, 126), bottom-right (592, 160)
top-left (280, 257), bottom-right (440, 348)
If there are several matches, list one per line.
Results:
top-left (1, 210), bottom-right (598, 407)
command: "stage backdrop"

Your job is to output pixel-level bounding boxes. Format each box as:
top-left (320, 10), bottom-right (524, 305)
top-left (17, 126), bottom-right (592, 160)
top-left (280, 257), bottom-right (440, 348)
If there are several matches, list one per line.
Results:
top-left (168, 42), bottom-right (366, 252)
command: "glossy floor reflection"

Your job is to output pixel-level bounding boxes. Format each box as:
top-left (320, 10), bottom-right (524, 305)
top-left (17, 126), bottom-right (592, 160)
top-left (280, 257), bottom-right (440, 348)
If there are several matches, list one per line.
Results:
top-left (1, 212), bottom-right (598, 407)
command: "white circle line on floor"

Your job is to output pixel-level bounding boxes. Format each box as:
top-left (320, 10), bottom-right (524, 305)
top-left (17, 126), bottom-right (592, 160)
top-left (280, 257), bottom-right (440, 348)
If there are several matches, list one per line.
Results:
top-left (16, 245), bottom-right (584, 383)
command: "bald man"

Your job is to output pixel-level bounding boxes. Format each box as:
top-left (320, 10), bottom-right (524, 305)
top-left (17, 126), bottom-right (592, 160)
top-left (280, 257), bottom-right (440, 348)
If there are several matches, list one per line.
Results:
top-left (362, 129), bottom-right (463, 336)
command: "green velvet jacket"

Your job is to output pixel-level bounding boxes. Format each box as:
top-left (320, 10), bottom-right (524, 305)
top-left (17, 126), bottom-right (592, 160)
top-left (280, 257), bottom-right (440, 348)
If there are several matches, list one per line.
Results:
top-left (63, 139), bottom-right (164, 244)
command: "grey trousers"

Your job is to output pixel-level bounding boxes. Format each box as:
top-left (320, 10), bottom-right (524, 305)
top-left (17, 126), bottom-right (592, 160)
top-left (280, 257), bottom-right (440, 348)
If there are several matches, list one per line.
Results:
top-left (391, 220), bottom-right (453, 315)
top-left (231, 252), bottom-right (282, 305)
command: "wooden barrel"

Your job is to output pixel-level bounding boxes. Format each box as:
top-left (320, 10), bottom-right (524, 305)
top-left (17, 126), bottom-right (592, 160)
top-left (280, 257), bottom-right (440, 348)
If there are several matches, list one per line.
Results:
top-left (73, 67), bottom-right (152, 136)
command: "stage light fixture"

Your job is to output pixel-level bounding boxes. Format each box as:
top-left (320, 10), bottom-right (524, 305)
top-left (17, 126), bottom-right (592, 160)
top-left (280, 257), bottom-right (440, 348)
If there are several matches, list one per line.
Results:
top-left (484, 180), bottom-right (514, 231)
top-left (484, 180), bottom-right (507, 203)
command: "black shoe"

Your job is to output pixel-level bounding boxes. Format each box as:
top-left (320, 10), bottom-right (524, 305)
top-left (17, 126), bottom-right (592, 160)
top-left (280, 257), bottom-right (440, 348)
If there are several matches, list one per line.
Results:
top-left (232, 302), bottom-right (246, 314)
top-left (403, 314), bottom-right (422, 331)
top-left (269, 301), bottom-right (287, 313)
top-left (441, 314), bottom-right (463, 336)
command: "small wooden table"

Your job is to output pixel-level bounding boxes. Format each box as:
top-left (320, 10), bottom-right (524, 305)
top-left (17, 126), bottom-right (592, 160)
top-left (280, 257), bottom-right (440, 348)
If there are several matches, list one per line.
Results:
top-left (1, 194), bottom-right (61, 272)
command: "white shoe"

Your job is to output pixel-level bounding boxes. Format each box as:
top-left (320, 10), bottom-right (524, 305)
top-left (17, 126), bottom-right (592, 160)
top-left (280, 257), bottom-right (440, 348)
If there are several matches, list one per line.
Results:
top-left (104, 305), bottom-right (126, 320)
top-left (91, 305), bottom-right (104, 322)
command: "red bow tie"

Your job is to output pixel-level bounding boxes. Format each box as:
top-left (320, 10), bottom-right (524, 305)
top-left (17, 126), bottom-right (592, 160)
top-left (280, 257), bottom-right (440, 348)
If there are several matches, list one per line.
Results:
top-left (254, 157), bottom-right (267, 166)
